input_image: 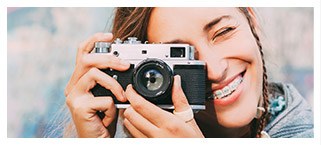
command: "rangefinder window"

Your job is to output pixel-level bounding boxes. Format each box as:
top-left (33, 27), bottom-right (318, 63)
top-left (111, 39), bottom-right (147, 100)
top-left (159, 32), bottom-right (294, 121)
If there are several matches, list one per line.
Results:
top-left (142, 50), bottom-right (147, 54)
top-left (170, 47), bottom-right (185, 58)
top-left (92, 37), bottom-right (206, 110)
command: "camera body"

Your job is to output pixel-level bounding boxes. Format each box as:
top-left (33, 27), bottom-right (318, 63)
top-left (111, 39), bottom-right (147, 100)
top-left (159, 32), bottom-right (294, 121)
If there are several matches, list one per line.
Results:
top-left (91, 37), bottom-right (206, 110)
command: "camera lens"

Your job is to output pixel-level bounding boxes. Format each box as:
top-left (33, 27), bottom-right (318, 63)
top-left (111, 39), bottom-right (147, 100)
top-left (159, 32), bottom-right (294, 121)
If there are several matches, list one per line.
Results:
top-left (132, 58), bottom-right (173, 102)
top-left (143, 69), bottom-right (164, 91)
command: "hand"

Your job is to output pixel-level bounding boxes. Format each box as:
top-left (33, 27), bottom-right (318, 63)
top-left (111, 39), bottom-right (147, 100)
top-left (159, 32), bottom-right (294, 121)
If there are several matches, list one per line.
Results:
top-left (123, 75), bottom-right (204, 138)
top-left (65, 33), bottom-right (130, 138)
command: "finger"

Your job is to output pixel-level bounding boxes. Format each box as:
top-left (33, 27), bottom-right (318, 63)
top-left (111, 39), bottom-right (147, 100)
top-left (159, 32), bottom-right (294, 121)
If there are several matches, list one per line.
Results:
top-left (65, 66), bottom-right (86, 97)
top-left (123, 118), bottom-right (147, 138)
top-left (78, 32), bottom-right (113, 54)
top-left (65, 33), bottom-right (113, 96)
top-left (83, 54), bottom-right (130, 71)
top-left (125, 84), bottom-right (172, 126)
top-left (76, 68), bottom-right (126, 102)
top-left (172, 75), bottom-right (198, 127)
top-left (123, 106), bottom-right (159, 137)
top-left (89, 97), bottom-right (116, 127)
top-left (65, 33), bottom-right (113, 97)
top-left (172, 75), bottom-right (190, 112)
top-left (65, 52), bottom-right (130, 97)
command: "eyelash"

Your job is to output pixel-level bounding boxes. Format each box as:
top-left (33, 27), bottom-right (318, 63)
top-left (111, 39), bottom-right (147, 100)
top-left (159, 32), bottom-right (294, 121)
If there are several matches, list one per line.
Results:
top-left (212, 26), bottom-right (236, 42)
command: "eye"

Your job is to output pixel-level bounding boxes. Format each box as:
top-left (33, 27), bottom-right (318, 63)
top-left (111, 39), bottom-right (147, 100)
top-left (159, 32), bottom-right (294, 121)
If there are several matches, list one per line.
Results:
top-left (212, 26), bottom-right (236, 42)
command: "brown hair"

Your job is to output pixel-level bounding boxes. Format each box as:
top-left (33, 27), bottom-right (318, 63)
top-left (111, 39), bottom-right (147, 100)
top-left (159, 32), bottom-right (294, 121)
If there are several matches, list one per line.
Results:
top-left (112, 8), bottom-right (153, 41)
top-left (111, 7), bottom-right (269, 138)
top-left (238, 7), bottom-right (269, 138)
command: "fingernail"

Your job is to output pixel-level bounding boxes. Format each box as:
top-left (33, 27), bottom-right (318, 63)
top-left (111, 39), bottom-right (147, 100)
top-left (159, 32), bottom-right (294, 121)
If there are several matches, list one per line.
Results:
top-left (125, 84), bottom-right (130, 91)
top-left (103, 32), bottom-right (112, 36)
top-left (175, 75), bottom-right (181, 87)
top-left (103, 33), bottom-right (113, 38)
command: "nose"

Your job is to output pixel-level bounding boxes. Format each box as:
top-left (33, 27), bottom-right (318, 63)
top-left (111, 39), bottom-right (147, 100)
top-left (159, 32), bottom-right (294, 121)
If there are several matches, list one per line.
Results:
top-left (196, 45), bottom-right (228, 83)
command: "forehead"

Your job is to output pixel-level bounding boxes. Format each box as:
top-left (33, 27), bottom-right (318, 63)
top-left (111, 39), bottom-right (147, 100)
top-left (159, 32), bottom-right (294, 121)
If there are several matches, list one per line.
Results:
top-left (147, 8), bottom-right (243, 42)
top-left (151, 7), bottom-right (240, 19)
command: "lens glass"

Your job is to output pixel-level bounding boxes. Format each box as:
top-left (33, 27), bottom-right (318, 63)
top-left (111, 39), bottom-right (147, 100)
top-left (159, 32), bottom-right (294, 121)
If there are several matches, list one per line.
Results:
top-left (142, 69), bottom-right (164, 91)
top-left (133, 58), bottom-right (173, 101)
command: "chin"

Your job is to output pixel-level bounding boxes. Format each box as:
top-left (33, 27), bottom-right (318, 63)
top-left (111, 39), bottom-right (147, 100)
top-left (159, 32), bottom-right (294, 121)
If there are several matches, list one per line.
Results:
top-left (216, 107), bottom-right (257, 128)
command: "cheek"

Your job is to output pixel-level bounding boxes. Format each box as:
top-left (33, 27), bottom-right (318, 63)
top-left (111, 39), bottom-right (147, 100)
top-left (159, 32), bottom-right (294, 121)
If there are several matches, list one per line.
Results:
top-left (215, 65), bottom-right (262, 128)
top-left (231, 29), bottom-right (262, 62)
top-left (214, 31), bottom-right (264, 128)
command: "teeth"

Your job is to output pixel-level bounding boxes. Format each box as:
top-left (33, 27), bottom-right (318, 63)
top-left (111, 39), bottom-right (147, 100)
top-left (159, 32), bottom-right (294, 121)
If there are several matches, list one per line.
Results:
top-left (214, 90), bottom-right (224, 99)
top-left (222, 86), bottom-right (231, 97)
top-left (214, 76), bottom-right (243, 99)
top-left (228, 79), bottom-right (238, 90)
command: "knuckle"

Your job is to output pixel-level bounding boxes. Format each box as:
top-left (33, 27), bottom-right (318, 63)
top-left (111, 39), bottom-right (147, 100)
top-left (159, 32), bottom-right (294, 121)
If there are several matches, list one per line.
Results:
top-left (66, 97), bottom-right (82, 112)
top-left (77, 41), bottom-right (86, 52)
top-left (80, 55), bottom-right (91, 67)
top-left (178, 96), bottom-right (188, 105)
top-left (165, 120), bottom-right (180, 133)
top-left (106, 56), bottom-right (120, 66)
top-left (106, 97), bottom-right (114, 104)
top-left (131, 101), bottom-right (143, 111)
top-left (65, 96), bottom-right (72, 108)
top-left (123, 119), bottom-right (129, 126)
top-left (123, 119), bottom-right (133, 131)
top-left (65, 91), bottom-right (77, 107)
top-left (91, 33), bottom-right (106, 43)
top-left (87, 67), bottom-right (99, 77)
top-left (66, 96), bottom-right (79, 109)
top-left (71, 99), bottom-right (88, 115)
top-left (64, 88), bottom-right (70, 97)
top-left (123, 108), bottom-right (131, 119)
top-left (105, 97), bottom-right (115, 108)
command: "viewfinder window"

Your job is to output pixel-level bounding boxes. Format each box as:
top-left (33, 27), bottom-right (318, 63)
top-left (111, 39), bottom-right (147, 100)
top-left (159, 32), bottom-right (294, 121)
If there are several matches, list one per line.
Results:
top-left (170, 47), bottom-right (185, 58)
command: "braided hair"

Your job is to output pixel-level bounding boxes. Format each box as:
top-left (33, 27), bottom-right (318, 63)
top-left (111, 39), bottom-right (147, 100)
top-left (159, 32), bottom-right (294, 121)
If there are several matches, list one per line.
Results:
top-left (238, 7), bottom-right (269, 138)
top-left (112, 7), bottom-right (270, 138)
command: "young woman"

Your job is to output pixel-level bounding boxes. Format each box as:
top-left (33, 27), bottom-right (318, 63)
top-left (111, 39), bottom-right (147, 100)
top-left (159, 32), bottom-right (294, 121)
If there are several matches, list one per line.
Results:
top-left (64, 7), bottom-right (313, 138)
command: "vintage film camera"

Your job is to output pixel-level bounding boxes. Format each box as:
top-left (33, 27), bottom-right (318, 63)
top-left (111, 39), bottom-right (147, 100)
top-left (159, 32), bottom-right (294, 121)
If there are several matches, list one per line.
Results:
top-left (91, 37), bottom-right (206, 110)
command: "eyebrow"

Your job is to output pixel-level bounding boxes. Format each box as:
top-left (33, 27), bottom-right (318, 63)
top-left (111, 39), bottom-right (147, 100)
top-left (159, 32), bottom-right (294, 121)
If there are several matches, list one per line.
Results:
top-left (163, 15), bottom-right (231, 44)
top-left (203, 15), bottom-right (231, 32)
top-left (163, 39), bottom-right (189, 44)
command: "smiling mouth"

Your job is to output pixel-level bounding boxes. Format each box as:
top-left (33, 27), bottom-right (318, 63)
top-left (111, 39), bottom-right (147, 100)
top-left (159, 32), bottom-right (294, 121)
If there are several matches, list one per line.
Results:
top-left (213, 75), bottom-right (243, 99)
top-left (207, 71), bottom-right (245, 100)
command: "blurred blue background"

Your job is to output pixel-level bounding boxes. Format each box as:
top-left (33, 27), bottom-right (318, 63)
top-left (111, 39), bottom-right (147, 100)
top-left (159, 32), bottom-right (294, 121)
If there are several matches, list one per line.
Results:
top-left (7, 7), bottom-right (314, 137)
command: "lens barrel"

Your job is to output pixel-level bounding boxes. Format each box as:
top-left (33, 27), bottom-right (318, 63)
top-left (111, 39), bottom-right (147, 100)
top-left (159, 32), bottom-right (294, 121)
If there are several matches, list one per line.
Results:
top-left (132, 58), bottom-right (173, 103)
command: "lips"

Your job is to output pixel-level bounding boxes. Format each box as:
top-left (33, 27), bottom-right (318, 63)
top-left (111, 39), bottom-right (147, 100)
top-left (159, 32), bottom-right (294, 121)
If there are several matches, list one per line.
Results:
top-left (207, 70), bottom-right (246, 106)
top-left (213, 75), bottom-right (243, 99)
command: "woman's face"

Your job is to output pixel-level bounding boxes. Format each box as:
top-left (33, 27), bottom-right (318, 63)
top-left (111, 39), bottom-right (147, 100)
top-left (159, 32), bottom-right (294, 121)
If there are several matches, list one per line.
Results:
top-left (147, 8), bottom-right (263, 128)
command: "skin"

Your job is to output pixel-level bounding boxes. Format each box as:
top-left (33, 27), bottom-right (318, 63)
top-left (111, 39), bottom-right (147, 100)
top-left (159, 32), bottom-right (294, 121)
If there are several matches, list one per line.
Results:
top-left (65, 33), bottom-right (203, 137)
top-left (147, 8), bottom-right (263, 137)
top-left (65, 7), bottom-right (263, 138)
top-left (65, 33), bottom-right (130, 137)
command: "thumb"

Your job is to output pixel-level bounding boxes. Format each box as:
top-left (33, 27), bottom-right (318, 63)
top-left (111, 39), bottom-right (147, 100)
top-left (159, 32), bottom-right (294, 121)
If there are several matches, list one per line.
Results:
top-left (172, 75), bottom-right (190, 112)
top-left (172, 76), bottom-right (201, 131)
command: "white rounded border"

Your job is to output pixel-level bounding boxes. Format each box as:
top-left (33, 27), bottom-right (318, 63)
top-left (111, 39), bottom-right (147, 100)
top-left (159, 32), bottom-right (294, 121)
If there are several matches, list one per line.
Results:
top-left (1, 1), bottom-right (320, 145)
